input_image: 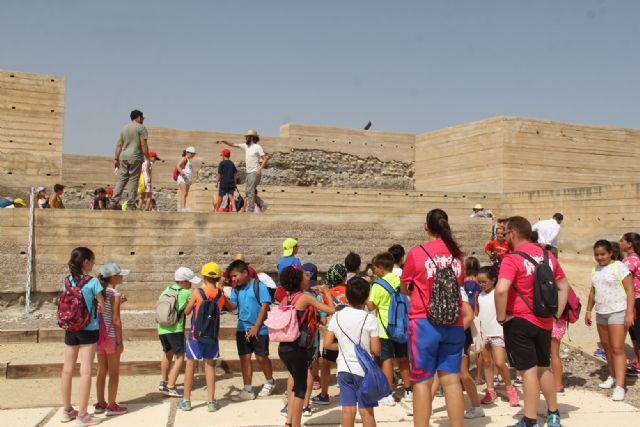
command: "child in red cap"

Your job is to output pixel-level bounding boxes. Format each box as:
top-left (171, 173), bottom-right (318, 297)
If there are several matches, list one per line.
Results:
top-left (215, 148), bottom-right (238, 212)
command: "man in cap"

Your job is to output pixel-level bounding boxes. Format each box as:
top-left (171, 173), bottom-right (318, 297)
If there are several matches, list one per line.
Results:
top-left (216, 130), bottom-right (268, 213)
top-left (215, 148), bottom-right (238, 212)
top-left (277, 238), bottom-right (302, 274)
top-left (111, 109), bottom-right (150, 210)
top-left (470, 203), bottom-right (493, 218)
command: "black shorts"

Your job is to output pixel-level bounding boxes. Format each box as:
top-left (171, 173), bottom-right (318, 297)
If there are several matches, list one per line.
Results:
top-left (321, 348), bottom-right (338, 363)
top-left (379, 338), bottom-right (408, 362)
top-left (159, 332), bottom-right (186, 355)
top-left (236, 332), bottom-right (270, 357)
top-left (64, 329), bottom-right (99, 346)
top-left (503, 317), bottom-right (551, 370)
top-left (279, 346), bottom-right (314, 399)
top-left (463, 330), bottom-right (473, 356)
top-left (218, 186), bottom-right (235, 196)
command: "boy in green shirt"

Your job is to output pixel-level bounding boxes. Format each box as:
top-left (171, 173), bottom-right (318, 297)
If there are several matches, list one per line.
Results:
top-left (157, 267), bottom-right (201, 397)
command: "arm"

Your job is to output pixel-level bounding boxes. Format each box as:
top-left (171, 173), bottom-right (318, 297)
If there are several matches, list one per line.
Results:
top-left (140, 137), bottom-right (150, 162)
top-left (216, 140), bottom-right (240, 148)
top-left (555, 277), bottom-right (570, 319)
top-left (176, 157), bottom-right (188, 177)
top-left (462, 301), bottom-right (473, 330)
top-left (473, 293), bottom-right (479, 317)
top-left (183, 290), bottom-right (197, 316)
top-left (495, 278), bottom-right (511, 323)
top-left (95, 292), bottom-right (105, 314)
top-left (585, 287), bottom-right (595, 327)
top-left (370, 336), bottom-right (381, 357)
top-left (623, 275), bottom-right (635, 329)
top-left (365, 300), bottom-right (377, 312)
top-left (323, 330), bottom-right (339, 351)
top-left (248, 303), bottom-right (270, 338)
top-left (112, 295), bottom-right (123, 349)
top-left (114, 138), bottom-right (123, 167)
top-left (303, 288), bottom-right (335, 315)
top-left (259, 154), bottom-right (268, 170)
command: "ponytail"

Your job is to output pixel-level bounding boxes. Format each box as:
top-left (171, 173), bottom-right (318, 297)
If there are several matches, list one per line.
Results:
top-left (181, 150), bottom-right (187, 157)
top-left (426, 208), bottom-right (463, 259)
top-left (623, 232), bottom-right (640, 255)
top-left (68, 247), bottom-right (95, 281)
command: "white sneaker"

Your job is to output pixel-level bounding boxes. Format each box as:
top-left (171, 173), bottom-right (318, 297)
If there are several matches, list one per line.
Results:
top-left (402, 389), bottom-right (413, 403)
top-left (378, 394), bottom-right (396, 406)
top-left (232, 389), bottom-right (255, 401)
top-left (258, 381), bottom-right (275, 397)
top-left (464, 406), bottom-right (485, 419)
top-left (599, 376), bottom-right (616, 389)
top-left (612, 386), bottom-right (625, 401)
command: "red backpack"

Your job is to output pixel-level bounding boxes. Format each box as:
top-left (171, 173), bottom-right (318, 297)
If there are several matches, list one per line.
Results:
top-left (172, 167), bottom-right (179, 181)
top-left (57, 275), bottom-right (93, 332)
top-left (562, 286), bottom-right (582, 324)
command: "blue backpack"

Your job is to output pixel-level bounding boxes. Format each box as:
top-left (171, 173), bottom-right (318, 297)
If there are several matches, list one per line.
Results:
top-left (374, 278), bottom-right (409, 343)
top-left (192, 289), bottom-right (222, 344)
top-left (336, 314), bottom-right (391, 406)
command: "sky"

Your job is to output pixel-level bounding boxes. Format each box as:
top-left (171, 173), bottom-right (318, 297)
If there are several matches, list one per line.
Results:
top-left (1, 0), bottom-right (639, 155)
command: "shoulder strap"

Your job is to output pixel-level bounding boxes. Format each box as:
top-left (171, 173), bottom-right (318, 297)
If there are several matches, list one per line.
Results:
top-left (197, 288), bottom-right (207, 301)
top-left (213, 289), bottom-right (223, 303)
top-left (252, 279), bottom-right (261, 303)
top-left (419, 245), bottom-right (438, 268)
top-left (514, 251), bottom-right (540, 266)
top-left (613, 262), bottom-right (626, 291)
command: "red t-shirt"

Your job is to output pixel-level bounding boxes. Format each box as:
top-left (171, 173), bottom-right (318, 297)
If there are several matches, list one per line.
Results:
top-left (498, 242), bottom-right (566, 330)
top-left (401, 239), bottom-right (464, 326)
top-left (485, 240), bottom-right (509, 261)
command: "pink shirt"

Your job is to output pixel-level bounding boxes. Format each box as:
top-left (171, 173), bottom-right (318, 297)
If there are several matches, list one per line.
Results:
top-left (498, 242), bottom-right (566, 330)
top-left (623, 252), bottom-right (640, 298)
top-left (401, 239), bottom-right (464, 327)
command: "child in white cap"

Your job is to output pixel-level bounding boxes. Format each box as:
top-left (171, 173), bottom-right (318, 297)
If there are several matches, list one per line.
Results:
top-left (176, 147), bottom-right (196, 212)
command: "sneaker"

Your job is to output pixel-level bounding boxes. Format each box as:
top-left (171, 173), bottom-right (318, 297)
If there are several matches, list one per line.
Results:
top-left (402, 389), bottom-right (413, 403)
top-left (626, 362), bottom-right (639, 377)
top-left (474, 377), bottom-right (486, 386)
top-left (93, 402), bottom-right (107, 415)
top-left (557, 386), bottom-right (566, 396)
top-left (61, 408), bottom-right (78, 423)
top-left (207, 401), bottom-right (220, 412)
top-left (594, 348), bottom-right (607, 361)
top-left (599, 376), bottom-right (616, 389)
top-left (494, 375), bottom-right (503, 386)
top-left (158, 380), bottom-right (167, 391)
top-left (280, 403), bottom-right (288, 417)
top-left (512, 417), bottom-right (539, 427)
top-left (161, 386), bottom-right (183, 398)
top-left (74, 414), bottom-right (101, 426)
top-left (464, 406), bottom-right (485, 419)
top-left (302, 406), bottom-right (313, 417)
top-left (176, 399), bottom-right (192, 411)
top-left (480, 389), bottom-right (497, 405)
top-left (105, 404), bottom-right (128, 416)
top-left (232, 389), bottom-right (256, 401)
top-left (258, 381), bottom-right (275, 397)
top-left (311, 393), bottom-right (330, 405)
top-left (312, 379), bottom-right (321, 390)
top-left (612, 386), bottom-right (625, 401)
top-left (514, 376), bottom-right (523, 387)
top-left (405, 405), bottom-right (413, 416)
top-left (547, 411), bottom-right (561, 427)
top-left (506, 385), bottom-right (520, 406)
top-left (378, 394), bottom-right (396, 406)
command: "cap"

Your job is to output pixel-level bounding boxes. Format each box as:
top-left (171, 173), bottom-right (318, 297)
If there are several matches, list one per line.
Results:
top-left (245, 129), bottom-right (259, 137)
top-left (221, 149), bottom-right (231, 157)
top-left (302, 263), bottom-right (318, 286)
top-left (325, 263), bottom-right (347, 287)
top-left (35, 187), bottom-right (46, 194)
top-left (99, 263), bottom-right (130, 278)
top-left (282, 238), bottom-right (298, 256)
top-left (201, 262), bottom-right (222, 279)
top-left (13, 198), bottom-right (27, 206)
top-left (174, 267), bottom-right (202, 284)
top-left (106, 188), bottom-right (114, 195)
top-left (148, 151), bottom-right (160, 160)
top-left (473, 204), bottom-right (484, 210)
top-left (185, 146), bottom-right (197, 154)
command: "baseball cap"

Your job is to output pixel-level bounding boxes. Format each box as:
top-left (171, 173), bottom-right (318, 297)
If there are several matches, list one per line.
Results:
top-left (106, 187), bottom-right (114, 195)
top-left (99, 263), bottom-right (130, 278)
top-left (302, 263), bottom-right (318, 286)
top-left (325, 263), bottom-right (347, 287)
top-left (221, 149), bottom-right (231, 157)
top-left (185, 146), bottom-right (197, 154)
top-left (201, 262), bottom-right (222, 279)
top-left (282, 238), bottom-right (298, 256)
top-left (148, 151), bottom-right (160, 160)
top-left (174, 267), bottom-right (202, 284)
top-left (13, 198), bottom-right (27, 206)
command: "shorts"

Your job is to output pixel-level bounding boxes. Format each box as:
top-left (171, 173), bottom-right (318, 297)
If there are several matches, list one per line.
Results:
top-left (186, 337), bottom-right (220, 360)
top-left (98, 336), bottom-right (117, 354)
top-left (64, 329), bottom-right (99, 346)
top-left (218, 186), bottom-right (235, 196)
top-left (279, 346), bottom-right (314, 399)
top-left (463, 330), bottom-right (473, 356)
top-left (407, 318), bottom-right (465, 383)
top-left (177, 174), bottom-right (192, 186)
top-left (380, 338), bottom-right (408, 362)
top-left (484, 336), bottom-right (505, 348)
top-left (236, 332), bottom-right (270, 357)
top-left (552, 319), bottom-right (567, 341)
top-left (503, 317), bottom-right (551, 371)
top-left (337, 372), bottom-right (378, 409)
top-left (159, 332), bottom-right (186, 355)
top-left (322, 348), bottom-right (338, 363)
top-left (596, 310), bottom-right (626, 326)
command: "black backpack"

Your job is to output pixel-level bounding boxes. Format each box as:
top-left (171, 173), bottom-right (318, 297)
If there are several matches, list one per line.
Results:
top-left (417, 246), bottom-right (460, 325)
top-left (193, 289), bottom-right (222, 344)
top-left (513, 250), bottom-right (558, 319)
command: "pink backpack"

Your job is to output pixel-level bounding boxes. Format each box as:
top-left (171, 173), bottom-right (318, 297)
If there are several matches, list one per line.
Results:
top-left (57, 275), bottom-right (93, 332)
top-left (562, 286), bottom-right (582, 324)
top-left (264, 292), bottom-right (303, 343)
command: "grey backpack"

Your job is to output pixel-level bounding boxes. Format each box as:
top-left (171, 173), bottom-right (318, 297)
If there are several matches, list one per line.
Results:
top-left (418, 246), bottom-right (460, 325)
top-left (156, 287), bottom-right (181, 326)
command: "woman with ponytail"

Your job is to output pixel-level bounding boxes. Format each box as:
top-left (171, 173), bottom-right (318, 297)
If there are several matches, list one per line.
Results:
top-left (400, 209), bottom-right (467, 427)
top-left (620, 232), bottom-right (640, 375)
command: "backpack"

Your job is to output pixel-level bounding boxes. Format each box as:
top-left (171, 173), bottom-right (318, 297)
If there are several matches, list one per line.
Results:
top-left (235, 190), bottom-right (244, 212)
top-left (562, 287), bottom-right (582, 324)
top-left (330, 287), bottom-right (348, 312)
top-left (264, 292), bottom-right (305, 343)
top-left (374, 278), bottom-right (409, 343)
top-left (335, 313), bottom-right (391, 406)
top-left (513, 250), bottom-right (558, 319)
top-left (172, 166), bottom-right (179, 181)
top-left (418, 246), bottom-right (460, 325)
top-left (56, 275), bottom-right (94, 332)
top-left (156, 286), bottom-right (181, 327)
top-left (192, 288), bottom-right (223, 344)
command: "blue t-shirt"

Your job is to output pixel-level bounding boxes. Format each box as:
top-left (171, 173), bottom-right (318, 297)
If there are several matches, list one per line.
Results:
top-left (463, 279), bottom-right (481, 311)
top-left (66, 275), bottom-right (103, 331)
top-left (218, 159), bottom-right (237, 189)
top-left (230, 279), bottom-right (272, 335)
top-left (277, 256), bottom-right (302, 274)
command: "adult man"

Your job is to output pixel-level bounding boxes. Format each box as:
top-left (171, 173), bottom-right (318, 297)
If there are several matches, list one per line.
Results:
top-left (111, 110), bottom-right (150, 210)
top-left (495, 216), bottom-right (569, 427)
top-left (470, 203), bottom-right (492, 218)
top-left (216, 130), bottom-right (268, 212)
top-left (532, 213), bottom-right (563, 258)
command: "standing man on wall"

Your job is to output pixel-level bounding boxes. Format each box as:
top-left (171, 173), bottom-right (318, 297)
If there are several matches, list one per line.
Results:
top-left (216, 130), bottom-right (268, 213)
top-left (111, 110), bottom-right (150, 210)
top-left (532, 213), bottom-right (563, 258)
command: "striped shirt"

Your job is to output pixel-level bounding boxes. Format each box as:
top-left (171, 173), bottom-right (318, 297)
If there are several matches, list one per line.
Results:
top-left (102, 288), bottom-right (120, 337)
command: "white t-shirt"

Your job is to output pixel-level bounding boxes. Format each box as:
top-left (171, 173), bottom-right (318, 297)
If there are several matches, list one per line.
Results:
top-left (327, 307), bottom-right (379, 377)
top-left (239, 143), bottom-right (266, 173)
top-left (477, 289), bottom-right (503, 337)
top-left (592, 261), bottom-right (630, 314)
top-left (532, 218), bottom-right (561, 247)
top-left (257, 272), bottom-right (277, 290)
top-left (392, 267), bottom-right (403, 278)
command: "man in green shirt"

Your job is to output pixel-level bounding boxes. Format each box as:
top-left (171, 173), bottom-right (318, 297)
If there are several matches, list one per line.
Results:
top-left (111, 110), bottom-right (150, 210)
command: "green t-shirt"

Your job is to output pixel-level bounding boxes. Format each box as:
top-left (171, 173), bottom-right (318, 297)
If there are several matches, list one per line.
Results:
top-left (369, 272), bottom-right (401, 340)
top-left (119, 122), bottom-right (148, 161)
top-left (157, 284), bottom-right (192, 335)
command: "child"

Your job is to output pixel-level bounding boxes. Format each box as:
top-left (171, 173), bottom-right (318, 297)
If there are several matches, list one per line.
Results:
top-left (226, 259), bottom-right (275, 401)
top-left (157, 267), bottom-right (200, 398)
top-left (176, 147), bottom-right (196, 212)
top-left (59, 247), bottom-right (104, 426)
top-left (49, 183), bottom-right (65, 209)
top-left (325, 277), bottom-right (380, 427)
top-left (94, 263), bottom-right (129, 416)
top-left (458, 283), bottom-right (485, 419)
top-left (462, 256), bottom-right (483, 385)
top-left (620, 232), bottom-right (640, 376)
top-left (345, 252), bottom-right (362, 283)
top-left (177, 262), bottom-right (234, 412)
top-left (92, 188), bottom-right (109, 210)
top-left (476, 266), bottom-right (519, 406)
top-left (139, 151), bottom-right (160, 211)
top-left (215, 148), bottom-right (238, 212)
top-left (387, 244), bottom-right (405, 278)
top-left (585, 240), bottom-right (635, 401)
top-left (36, 186), bottom-right (48, 208)
top-left (366, 252), bottom-right (411, 406)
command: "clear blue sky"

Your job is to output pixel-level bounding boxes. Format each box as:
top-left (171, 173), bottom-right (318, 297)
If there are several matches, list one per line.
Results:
top-left (2, 0), bottom-right (638, 155)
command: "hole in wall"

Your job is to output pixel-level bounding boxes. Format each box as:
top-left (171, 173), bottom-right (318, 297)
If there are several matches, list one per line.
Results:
top-left (48, 142), bottom-right (53, 146)
top-left (444, 194), bottom-right (448, 197)
top-left (9, 74), bottom-right (14, 77)
top-left (7, 171), bottom-right (12, 175)
top-left (262, 189), bottom-right (266, 192)
top-left (46, 173), bottom-right (51, 176)
top-left (378, 192), bottom-right (382, 195)
top-left (50, 109), bottom-right (55, 113)
top-left (178, 251), bottom-right (184, 256)
top-left (536, 130), bottom-right (540, 134)
top-left (404, 193), bottom-right (409, 196)
top-left (280, 189), bottom-right (285, 192)
top-left (204, 187), bottom-right (208, 191)
top-left (310, 190), bottom-right (314, 194)
top-left (354, 191), bottom-right (358, 195)
top-left (462, 195), bottom-right (466, 198)
top-left (11, 106), bottom-right (15, 110)
top-left (51, 79), bottom-right (55, 82)
top-left (130, 251), bottom-right (136, 255)
top-left (9, 139), bottom-right (13, 143)
top-left (223, 251), bottom-right (229, 255)
top-left (419, 193), bottom-right (423, 197)
top-left (337, 191), bottom-right (341, 194)
top-left (348, 141), bottom-right (351, 144)
top-left (315, 138), bottom-right (318, 141)
top-left (597, 217), bottom-right (601, 221)
top-left (622, 217), bottom-right (625, 221)
top-left (267, 251), bottom-right (272, 256)
top-left (20, 251), bottom-right (26, 255)
top-left (471, 251), bottom-right (476, 255)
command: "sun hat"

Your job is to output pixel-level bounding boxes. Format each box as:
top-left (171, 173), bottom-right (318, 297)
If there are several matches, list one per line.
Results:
top-left (282, 238), bottom-right (298, 256)
top-left (221, 149), bottom-right (231, 157)
top-left (148, 151), bottom-right (160, 160)
top-left (185, 146), bottom-right (197, 154)
top-left (325, 263), bottom-right (348, 287)
top-left (35, 187), bottom-right (46, 194)
top-left (473, 204), bottom-right (484, 210)
top-left (245, 130), bottom-right (259, 137)
top-left (13, 198), bottom-right (27, 206)
top-left (99, 263), bottom-right (130, 278)
top-left (201, 262), bottom-right (222, 279)
top-left (302, 263), bottom-right (318, 286)
top-left (174, 267), bottom-right (202, 284)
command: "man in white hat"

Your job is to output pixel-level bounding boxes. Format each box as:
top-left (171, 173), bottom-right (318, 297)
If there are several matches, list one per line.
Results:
top-left (470, 203), bottom-right (492, 218)
top-left (216, 130), bottom-right (268, 213)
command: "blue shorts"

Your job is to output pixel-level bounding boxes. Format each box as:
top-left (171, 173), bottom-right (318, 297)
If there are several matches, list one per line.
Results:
top-left (186, 337), bottom-right (220, 360)
top-left (337, 372), bottom-right (378, 409)
top-left (407, 318), bottom-right (465, 383)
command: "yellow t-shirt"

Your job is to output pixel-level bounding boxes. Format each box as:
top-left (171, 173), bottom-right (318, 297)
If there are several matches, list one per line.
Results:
top-left (369, 272), bottom-right (401, 340)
